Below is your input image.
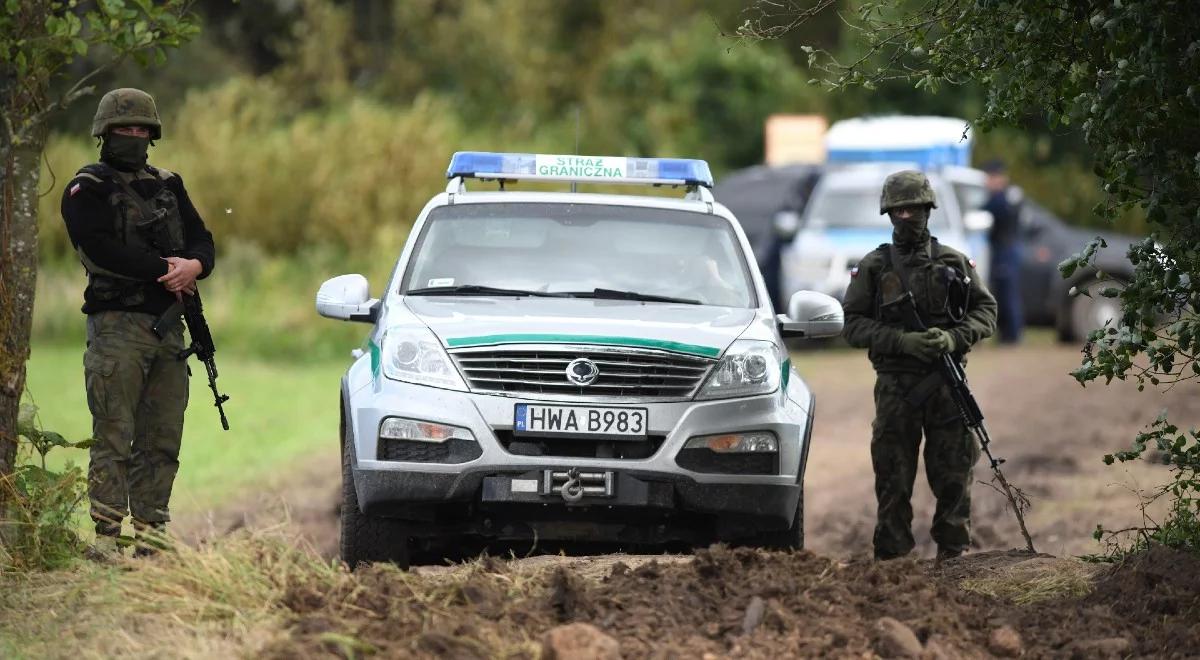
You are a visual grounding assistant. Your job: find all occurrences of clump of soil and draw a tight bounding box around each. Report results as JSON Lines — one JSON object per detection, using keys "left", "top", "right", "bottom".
{"left": 259, "top": 545, "right": 1200, "bottom": 658}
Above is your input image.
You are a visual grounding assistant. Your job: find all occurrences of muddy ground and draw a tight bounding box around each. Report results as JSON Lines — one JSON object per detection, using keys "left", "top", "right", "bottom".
{"left": 259, "top": 544, "right": 1200, "bottom": 658}
{"left": 183, "top": 341, "right": 1200, "bottom": 657}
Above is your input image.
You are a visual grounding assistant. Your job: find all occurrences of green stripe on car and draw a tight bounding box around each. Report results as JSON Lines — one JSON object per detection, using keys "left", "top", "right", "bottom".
{"left": 445, "top": 334, "right": 721, "bottom": 358}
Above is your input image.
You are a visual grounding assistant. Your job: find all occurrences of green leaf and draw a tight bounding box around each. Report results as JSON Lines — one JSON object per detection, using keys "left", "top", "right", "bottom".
{"left": 1058, "top": 256, "right": 1079, "bottom": 278}
{"left": 42, "top": 431, "right": 69, "bottom": 448}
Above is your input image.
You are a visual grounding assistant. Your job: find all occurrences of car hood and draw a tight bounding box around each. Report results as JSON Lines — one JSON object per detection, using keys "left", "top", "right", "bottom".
{"left": 402, "top": 297, "right": 756, "bottom": 359}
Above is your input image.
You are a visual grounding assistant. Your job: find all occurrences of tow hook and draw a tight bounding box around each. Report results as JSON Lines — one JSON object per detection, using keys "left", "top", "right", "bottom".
{"left": 561, "top": 467, "right": 584, "bottom": 503}
{"left": 543, "top": 468, "right": 615, "bottom": 500}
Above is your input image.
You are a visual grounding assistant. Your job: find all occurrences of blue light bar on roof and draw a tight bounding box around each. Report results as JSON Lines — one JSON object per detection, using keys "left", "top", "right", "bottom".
{"left": 447, "top": 151, "right": 713, "bottom": 188}
{"left": 826, "top": 144, "right": 970, "bottom": 170}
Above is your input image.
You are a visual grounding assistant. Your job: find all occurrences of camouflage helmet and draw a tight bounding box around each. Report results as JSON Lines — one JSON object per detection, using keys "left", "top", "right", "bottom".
{"left": 92, "top": 88, "right": 161, "bottom": 140}
{"left": 879, "top": 169, "right": 937, "bottom": 214}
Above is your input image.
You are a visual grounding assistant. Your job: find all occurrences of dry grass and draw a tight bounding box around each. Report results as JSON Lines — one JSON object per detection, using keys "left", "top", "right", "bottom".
{"left": 959, "top": 557, "right": 1101, "bottom": 605}
{"left": 0, "top": 525, "right": 335, "bottom": 659}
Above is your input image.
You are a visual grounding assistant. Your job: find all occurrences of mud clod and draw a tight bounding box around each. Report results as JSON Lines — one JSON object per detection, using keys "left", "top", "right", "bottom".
{"left": 741, "top": 596, "right": 765, "bottom": 635}
{"left": 874, "top": 617, "right": 924, "bottom": 658}
{"left": 987, "top": 625, "right": 1022, "bottom": 657}
{"left": 541, "top": 622, "right": 620, "bottom": 660}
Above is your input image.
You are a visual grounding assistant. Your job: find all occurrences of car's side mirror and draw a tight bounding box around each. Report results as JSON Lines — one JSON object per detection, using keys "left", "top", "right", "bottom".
{"left": 778, "top": 291, "right": 844, "bottom": 339}
{"left": 963, "top": 209, "right": 994, "bottom": 232}
{"left": 316, "top": 274, "right": 380, "bottom": 323}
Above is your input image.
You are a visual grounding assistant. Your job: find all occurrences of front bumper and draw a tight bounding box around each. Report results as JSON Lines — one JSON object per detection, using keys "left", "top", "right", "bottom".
{"left": 344, "top": 374, "right": 814, "bottom": 535}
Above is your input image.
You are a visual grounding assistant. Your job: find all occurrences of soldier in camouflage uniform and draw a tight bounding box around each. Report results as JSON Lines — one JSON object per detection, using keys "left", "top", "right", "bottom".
{"left": 841, "top": 170, "right": 997, "bottom": 560}
{"left": 60, "top": 88, "right": 216, "bottom": 558}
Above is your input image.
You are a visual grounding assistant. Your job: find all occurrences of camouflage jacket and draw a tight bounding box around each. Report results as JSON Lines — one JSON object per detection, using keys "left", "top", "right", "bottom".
{"left": 842, "top": 236, "right": 997, "bottom": 373}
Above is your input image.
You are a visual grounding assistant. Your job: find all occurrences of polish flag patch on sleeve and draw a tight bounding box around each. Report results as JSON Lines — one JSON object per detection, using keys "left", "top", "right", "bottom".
{"left": 850, "top": 266, "right": 860, "bottom": 278}
{"left": 968, "top": 258, "right": 977, "bottom": 269}
{"left": 69, "top": 182, "right": 82, "bottom": 197}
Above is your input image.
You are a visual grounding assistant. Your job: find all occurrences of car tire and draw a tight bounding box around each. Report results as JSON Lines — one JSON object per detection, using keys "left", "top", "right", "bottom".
{"left": 340, "top": 430, "right": 411, "bottom": 570}
{"left": 1058, "top": 277, "right": 1125, "bottom": 343}
{"left": 748, "top": 488, "right": 804, "bottom": 551}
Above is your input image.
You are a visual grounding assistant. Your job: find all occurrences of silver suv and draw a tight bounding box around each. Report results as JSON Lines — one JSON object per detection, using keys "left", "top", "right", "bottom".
{"left": 316, "top": 152, "right": 843, "bottom": 567}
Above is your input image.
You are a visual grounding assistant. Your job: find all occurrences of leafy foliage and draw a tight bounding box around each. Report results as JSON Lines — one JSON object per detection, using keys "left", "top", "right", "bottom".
{"left": 0, "top": 0, "right": 200, "bottom": 147}
{"left": 741, "top": 0, "right": 1200, "bottom": 552}
{"left": 1, "top": 402, "right": 91, "bottom": 571}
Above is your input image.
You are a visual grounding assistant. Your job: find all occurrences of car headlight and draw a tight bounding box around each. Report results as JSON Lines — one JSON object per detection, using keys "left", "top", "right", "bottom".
{"left": 381, "top": 328, "right": 468, "bottom": 391}
{"left": 696, "top": 340, "right": 782, "bottom": 400}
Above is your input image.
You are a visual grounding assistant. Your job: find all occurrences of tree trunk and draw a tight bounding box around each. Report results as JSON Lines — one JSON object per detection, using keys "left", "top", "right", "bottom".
{"left": 0, "top": 134, "right": 45, "bottom": 491}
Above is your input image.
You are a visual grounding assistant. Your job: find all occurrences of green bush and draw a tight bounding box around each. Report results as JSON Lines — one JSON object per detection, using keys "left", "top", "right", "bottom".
{"left": 0, "top": 403, "right": 90, "bottom": 572}
{"left": 39, "top": 80, "right": 462, "bottom": 258}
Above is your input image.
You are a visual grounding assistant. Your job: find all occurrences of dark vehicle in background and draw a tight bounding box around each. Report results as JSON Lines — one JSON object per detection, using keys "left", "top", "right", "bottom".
{"left": 1018, "top": 200, "right": 1138, "bottom": 342}
{"left": 718, "top": 163, "right": 1138, "bottom": 343}
{"left": 714, "top": 164, "right": 822, "bottom": 310}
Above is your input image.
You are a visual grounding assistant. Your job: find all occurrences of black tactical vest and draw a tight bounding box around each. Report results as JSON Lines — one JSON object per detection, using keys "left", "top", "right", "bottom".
{"left": 875, "top": 239, "right": 972, "bottom": 329}
{"left": 74, "top": 163, "right": 185, "bottom": 306}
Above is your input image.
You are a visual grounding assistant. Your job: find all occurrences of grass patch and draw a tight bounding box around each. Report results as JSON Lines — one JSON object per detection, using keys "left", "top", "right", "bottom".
{"left": 24, "top": 343, "right": 351, "bottom": 517}
{"left": 0, "top": 528, "right": 335, "bottom": 659}
{"left": 959, "top": 557, "right": 1100, "bottom": 605}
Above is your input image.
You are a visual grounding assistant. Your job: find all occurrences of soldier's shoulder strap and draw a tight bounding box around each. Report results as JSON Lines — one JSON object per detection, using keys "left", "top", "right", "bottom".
{"left": 145, "top": 164, "right": 176, "bottom": 182}
{"left": 877, "top": 242, "right": 894, "bottom": 271}
{"left": 930, "top": 239, "right": 974, "bottom": 270}
{"left": 75, "top": 162, "right": 118, "bottom": 185}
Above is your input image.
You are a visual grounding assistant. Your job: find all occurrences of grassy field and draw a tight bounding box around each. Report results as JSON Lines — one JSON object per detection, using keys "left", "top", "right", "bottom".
{"left": 24, "top": 342, "right": 354, "bottom": 516}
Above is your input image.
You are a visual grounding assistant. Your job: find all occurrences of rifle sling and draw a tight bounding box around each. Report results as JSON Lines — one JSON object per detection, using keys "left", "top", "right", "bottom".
{"left": 111, "top": 172, "right": 161, "bottom": 232}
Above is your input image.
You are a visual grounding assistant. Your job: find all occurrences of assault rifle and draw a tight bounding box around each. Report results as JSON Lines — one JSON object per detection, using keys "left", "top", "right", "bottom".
{"left": 133, "top": 205, "right": 231, "bottom": 431}
{"left": 155, "top": 293, "right": 230, "bottom": 431}
{"left": 879, "top": 270, "right": 1035, "bottom": 553}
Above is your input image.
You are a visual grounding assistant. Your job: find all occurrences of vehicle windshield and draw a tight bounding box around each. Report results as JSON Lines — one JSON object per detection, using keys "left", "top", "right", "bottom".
{"left": 804, "top": 187, "right": 951, "bottom": 231}
{"left": 401, "top": 202, "right": 756, "bottom": 308}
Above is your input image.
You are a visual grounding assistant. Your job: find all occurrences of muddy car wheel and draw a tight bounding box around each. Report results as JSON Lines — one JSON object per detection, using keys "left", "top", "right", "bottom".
{"left": 749, "top": 490, "right": 804, "bottom": 550}
{"left": 340, "top": 435, "right": 411, "bottom": 570}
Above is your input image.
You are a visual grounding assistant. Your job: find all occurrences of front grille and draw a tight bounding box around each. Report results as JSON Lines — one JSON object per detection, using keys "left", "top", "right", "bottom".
{"left": 675, "top": 448, "right": 778, "bottom": 475}
{"left": 450, "top": 345, "right": 715, "bottom": 401}
{"left": 495, "top": 431, "right": 665, "bottom": 459}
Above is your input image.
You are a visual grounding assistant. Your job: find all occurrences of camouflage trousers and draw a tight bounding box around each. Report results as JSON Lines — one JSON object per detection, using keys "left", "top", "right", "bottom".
{"left": 870, "top": 371, "right": 979, "bottom": 559}
{"left": 84, "top": 311, "right": 188, "bottom": 531}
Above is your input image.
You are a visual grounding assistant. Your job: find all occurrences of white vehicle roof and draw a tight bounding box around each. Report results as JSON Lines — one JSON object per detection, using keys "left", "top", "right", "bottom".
{"left": 826, "top": 116, "right": 973, "bottom": 170}
{"left": 825, "top": 115, "right": 972, "bottom": 150}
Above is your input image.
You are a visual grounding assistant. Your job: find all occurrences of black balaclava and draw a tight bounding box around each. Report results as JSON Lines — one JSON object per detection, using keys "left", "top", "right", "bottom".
{"left": 889, "top": 206, "right": 931, "bottom": 249}
{"left": 100, "top": 132, "right": 151, "bottom": 172}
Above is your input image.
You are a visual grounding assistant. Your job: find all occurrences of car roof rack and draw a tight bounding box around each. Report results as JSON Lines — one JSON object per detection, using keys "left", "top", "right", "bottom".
{"left": 444, "top": 151, "right": 714, "bottom": 202}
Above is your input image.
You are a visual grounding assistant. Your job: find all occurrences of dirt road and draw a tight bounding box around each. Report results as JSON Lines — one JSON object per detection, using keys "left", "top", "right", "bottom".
{"left": 188, "top": 340, "right": 1195, "bottom": 561}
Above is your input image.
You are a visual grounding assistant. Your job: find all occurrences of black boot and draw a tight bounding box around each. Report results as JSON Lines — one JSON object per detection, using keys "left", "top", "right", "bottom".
{"left": 936, "top": 545, "right": 964, "bottom": 562}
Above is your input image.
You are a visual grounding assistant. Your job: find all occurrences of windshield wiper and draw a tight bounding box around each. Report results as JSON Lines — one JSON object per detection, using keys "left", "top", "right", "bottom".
{"left": 563, "top": 288, "right": 701, "bottom": 305}
{"left": 406, "top": 285, "right": 568, "bottom": 298}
